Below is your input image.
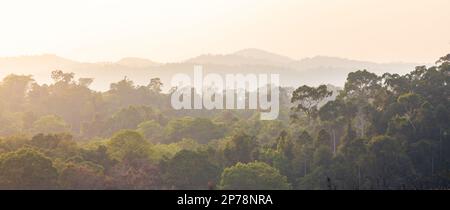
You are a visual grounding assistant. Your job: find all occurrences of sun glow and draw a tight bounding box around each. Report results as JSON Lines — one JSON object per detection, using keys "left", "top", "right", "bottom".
{"left": 0, "top": 0, "right": 449, "bottom": 63}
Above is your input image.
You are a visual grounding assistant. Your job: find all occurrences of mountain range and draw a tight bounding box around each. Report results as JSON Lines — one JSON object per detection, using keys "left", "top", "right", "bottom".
{"left": 0, "top": 49, "right": 427, "bottom": 91}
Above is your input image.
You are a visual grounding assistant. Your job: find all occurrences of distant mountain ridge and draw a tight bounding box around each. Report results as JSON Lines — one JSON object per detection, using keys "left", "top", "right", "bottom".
{"left": 187, "top": 49, "right": 296, "bottom": 67}
{"left": 0, "top": 50, "right": 427, "bottom": 91}
{"left": 116, "top": 57, "right": 160, "bottom": 68}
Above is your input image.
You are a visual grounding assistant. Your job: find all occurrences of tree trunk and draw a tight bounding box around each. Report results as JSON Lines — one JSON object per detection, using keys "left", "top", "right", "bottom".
{"left": 304, "top": 159, "right": 307, "bottom": 176}
{"left": 439, "top": 126, "right": 443, "bottom": 168}
{"left": 357, "top": 165, "right": 361, "bottom": 190}
{"left": 332, "top": 129, "right": 336, "bottom": 154}
{"left": 431, "top": 155, "right": 434, "bottom": 177}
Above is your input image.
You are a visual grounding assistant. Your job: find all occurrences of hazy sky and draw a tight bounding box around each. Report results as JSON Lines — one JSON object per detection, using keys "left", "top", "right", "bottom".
{"left": 0, "top": 0, "right": 449, "bottom": 63}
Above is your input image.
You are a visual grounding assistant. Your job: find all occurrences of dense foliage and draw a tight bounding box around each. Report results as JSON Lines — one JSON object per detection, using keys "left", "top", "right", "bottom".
{"left": 0, "top": 55, "right": 448, "bottom": 190}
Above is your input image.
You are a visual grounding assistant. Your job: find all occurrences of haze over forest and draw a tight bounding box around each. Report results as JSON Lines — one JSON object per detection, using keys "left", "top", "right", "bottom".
{"left": 0, "top": 0, "right": 448, "bottom": 190}
{"left": 1, "top": 0, "right": 447, "bottom": 90}
{"left": 0, "top": 49, "right": 426, "bottom": 91}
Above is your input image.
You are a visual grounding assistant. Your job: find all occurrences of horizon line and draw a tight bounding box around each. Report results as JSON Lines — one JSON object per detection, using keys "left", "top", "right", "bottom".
{"left": 0, "top": 49, "right": 435, "bottom": 65}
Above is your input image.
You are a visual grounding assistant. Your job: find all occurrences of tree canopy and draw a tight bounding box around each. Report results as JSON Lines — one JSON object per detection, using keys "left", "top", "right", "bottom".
{"left": 0, "top": 54, "right": 448, "bottom": 189}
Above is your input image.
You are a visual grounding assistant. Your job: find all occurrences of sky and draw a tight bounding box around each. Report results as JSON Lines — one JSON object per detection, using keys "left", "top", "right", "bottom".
{"left": 0, "top": 0, "right": 449, "bottom": 63}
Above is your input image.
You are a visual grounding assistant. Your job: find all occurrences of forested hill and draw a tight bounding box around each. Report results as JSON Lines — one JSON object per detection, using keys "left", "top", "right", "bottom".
{"left": 0, "top": 54, "right": 447, "bottom": 190}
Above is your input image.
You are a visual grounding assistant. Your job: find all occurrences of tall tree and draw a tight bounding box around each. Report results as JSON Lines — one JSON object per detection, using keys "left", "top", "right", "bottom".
{"left": 291, "top": 85, "right": 332, "bottom": 121}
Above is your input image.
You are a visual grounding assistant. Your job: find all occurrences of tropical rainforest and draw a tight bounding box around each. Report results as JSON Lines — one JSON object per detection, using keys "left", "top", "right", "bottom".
{"left": 0, "top": 54, "right": 448, "bottom": 190}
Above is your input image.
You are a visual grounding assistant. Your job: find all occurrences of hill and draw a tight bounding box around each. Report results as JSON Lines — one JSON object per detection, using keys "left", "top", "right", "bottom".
{"left": 0, "top": 50, "right": 426, "bottom": 91}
